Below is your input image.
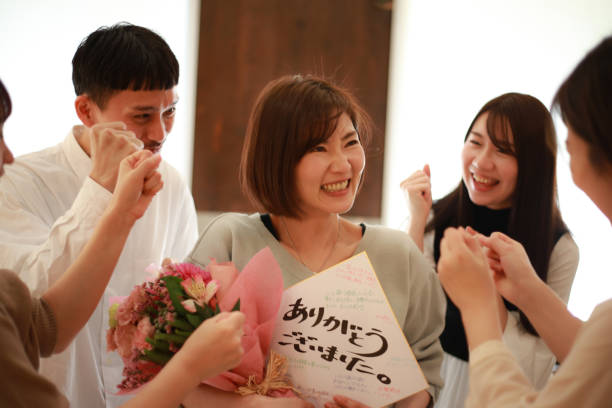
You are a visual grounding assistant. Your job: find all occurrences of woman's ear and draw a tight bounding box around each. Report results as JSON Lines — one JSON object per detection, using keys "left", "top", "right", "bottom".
{"left": 74, "top": 95, "right": 98, "bottom": 127}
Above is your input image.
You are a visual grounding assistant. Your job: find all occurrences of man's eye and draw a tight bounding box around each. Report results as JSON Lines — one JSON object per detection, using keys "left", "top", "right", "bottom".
{"left": 134, "top": 114, "right": 150, "bottom": 121}
{"left": 164, "top": 107, "right": 176, "bottom": 117}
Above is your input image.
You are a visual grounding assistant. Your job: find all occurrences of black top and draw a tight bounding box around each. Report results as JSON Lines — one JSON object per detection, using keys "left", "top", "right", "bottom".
{"left": 260, "top": 213, "right": 366, "bottom": 239}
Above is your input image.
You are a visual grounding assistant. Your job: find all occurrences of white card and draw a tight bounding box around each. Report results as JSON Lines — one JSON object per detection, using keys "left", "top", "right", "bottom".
{"left": 270, "top": 251, "right": 428, "bottom": 407}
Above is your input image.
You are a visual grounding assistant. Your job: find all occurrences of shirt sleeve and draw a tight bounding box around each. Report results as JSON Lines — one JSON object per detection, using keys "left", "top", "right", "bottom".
{"left": 500, "top": 233, "right": 579, "bottom": 388}
{"left": 467, "top": 301, "right": 612, "bottom": 408}
{"left": 0, "top": 177, "right": 110, "bottom": 296}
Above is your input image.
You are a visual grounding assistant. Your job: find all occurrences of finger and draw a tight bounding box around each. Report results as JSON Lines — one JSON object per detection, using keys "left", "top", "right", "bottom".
{"left": 134, "top": 153, "right": 162, "bottom": 175}
{"left": 211, "top": 311, "right": 230, "bottom": 322}
{"left": 91, "top": 121, "right": 127, "bottom": 132}
{"left": 465, "top": 226, "right": 484, "bottom": 238}
{"left": 125, "top": 133, "right": 144, "bottom": 150}
{"left": 485, "top": 232, "right": 513, "bottom": 255}
{"left": 125, "top": 150, "right": 153, "bottom": 169}
{"left": 490, "top": 231, "right": 512, "bottom": 242}
{"left": 488, "top": 258, "right": 502, "bottom": 273}
{"left": 405, "top": 182, "right": 431, "bottom": 193}
{"left": 143, "top": 172, "right": 163, "bottom": 193}
{"left": 440, "top": 227, "right": 461, "bottom": 254}
{"left": 226, "top": 311, "right": 246, "bottom": 329}
{"left": 423, "top": 163, "right": 430, "bottom": 178}
{"left": 483, "top": 247, "right": 500, "bottom": 262}
{"left": 332, "top": 395, "right": 368, "bottom": 408}
{"left": 462, "top": 231, "right": 483, "bottom": 254}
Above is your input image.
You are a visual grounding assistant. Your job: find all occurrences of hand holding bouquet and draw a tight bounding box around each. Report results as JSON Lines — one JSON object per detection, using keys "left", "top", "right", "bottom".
{"left": 107, "top": 248, "right": 293, "bottom": 396}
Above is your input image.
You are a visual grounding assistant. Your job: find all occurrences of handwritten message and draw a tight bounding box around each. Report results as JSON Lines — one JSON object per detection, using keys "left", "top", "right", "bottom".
{"left": 270, "top": 252, "right": 427, "bottom": 408}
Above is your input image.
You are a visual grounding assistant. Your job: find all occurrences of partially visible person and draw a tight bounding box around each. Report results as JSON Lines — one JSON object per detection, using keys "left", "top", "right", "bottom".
{"left": 437, "top": 36, "right": 612, "bottom": 407}
{"left": 400, "top": 93, "right": 578, "bottom": 406}
{"left": 0, "top": 23, "right": 198, "bottom": 407}
{"left": 0, "top": 78, "right": 245, "bottom": 407}
{"left": 184, "top": 74, "right": 445, "bottom": 408}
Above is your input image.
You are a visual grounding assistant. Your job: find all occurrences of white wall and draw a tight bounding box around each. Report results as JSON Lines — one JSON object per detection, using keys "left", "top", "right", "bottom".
{"left": 384, "top": 0, "right": 612, "bottom": 319}
{"left": 0, "top": 0, "right": 200, "bottom": 186}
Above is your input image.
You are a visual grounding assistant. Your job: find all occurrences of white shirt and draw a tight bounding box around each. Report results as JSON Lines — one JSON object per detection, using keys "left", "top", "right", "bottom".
{"left": 0, "top": 127, "right": 198, "bottom": 408}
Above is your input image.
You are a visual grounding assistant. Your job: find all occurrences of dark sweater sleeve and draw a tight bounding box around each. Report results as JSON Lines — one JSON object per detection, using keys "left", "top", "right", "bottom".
{"left": 0, "top": 270, "right": 68, "bottom": 407}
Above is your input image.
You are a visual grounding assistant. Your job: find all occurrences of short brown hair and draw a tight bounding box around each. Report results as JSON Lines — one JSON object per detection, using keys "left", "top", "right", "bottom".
{"left": 240, "top": 74, "right": 371, "bottom": 218}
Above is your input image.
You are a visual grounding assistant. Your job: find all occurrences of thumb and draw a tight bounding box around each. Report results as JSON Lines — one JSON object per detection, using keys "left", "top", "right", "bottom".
{"left": 462, "top": 230, "right": 482, "bottom": 254}
{"left": 124, "top": 152, "right": 162, "bottom": 180}
{"left": 485, "top": 232, "right": 510, "bottom": 255}
{"left": 423, "top": 163, "right": 431, "bottom": 178}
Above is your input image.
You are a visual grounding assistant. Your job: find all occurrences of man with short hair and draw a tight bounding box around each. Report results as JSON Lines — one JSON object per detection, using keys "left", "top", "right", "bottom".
{"left": 0, "top": 23, "right": 198, "bottom": 407}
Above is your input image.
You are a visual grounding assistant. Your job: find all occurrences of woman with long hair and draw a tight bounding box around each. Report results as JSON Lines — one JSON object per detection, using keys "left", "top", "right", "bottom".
{"left": 437, "top": 35, "right": 612, "bottom": 407}
{"left": 401, "top": 93, "right": 578, "bottom": 406}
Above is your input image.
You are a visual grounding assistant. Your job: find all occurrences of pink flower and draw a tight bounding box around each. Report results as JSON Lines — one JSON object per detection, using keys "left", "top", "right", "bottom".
{"left": 113, "top": 324, "right": 139, "bottom": 360}
{"left": 133, "top": 317, "right": 155, "bottom": 353}
{"left": 181, "top": 275, "right": 219, "bottom": 307}
{"left": 165, "top": 262, "right": 212, "bottom": 282}
{"left": 117, "top": 286, "right": 148, "bottom": 326}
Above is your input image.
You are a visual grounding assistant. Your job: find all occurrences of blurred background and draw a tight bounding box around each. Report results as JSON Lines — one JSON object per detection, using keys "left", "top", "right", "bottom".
{"left": 1, "top": 0, "right": 611, "bottom": 320}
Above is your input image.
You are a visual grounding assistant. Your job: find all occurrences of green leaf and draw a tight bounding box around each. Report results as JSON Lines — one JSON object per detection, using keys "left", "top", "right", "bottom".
{"left": 231, "top": 299, "right": 241, "bottom": 312}
{"left": 195, "top": 302, "right": 214, "bottom": 320}
{"left": 186, "top": 313, "right": 203, "bottom": 328}
{"left": 174, "top": 329, "right": 192, "bottom": 337}
{"left": 142, "top": 349, "right": 172, "bottom": 365}
{"left": 161, "top": 275, "right": 188, "bottom": 316}
{"left": 170, "top": 318, "right": 195, "bottom": 331}
{"left": 155, "top": 332, "right": 187, "bottom": 344}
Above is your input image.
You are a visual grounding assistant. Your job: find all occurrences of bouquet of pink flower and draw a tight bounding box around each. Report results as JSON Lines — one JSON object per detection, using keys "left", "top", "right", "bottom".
{"left": 106, "top": 247, "right": 292, "bottom": 396}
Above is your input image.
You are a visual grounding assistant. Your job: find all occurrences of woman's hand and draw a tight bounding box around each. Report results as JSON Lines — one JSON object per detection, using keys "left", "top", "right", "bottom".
{"left": 108, "top": 150, "right": 163, "bottom": 224}
{"left": 438, "top": 227, "right": 496, "bottom": 312}
{"left": 400, "top": 164, "right": 432, "bottom": 250}
{"left": 178, "top": 311, "right": 245, "bottom": 381}
{"left": 400, "top": 164, "right": 432, "bottom": 224}
{"left": 477, "top": 231, "right": 543, "bottom": 309}
{"left": 325, "top": 395, "right": 371, "bottom": 408}
{"left": 438, "top": 227, "right": 503, "bottom": 349}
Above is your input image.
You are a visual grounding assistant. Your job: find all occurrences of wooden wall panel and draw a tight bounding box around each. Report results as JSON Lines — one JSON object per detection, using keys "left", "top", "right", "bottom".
{"left": 192, "top": 0, "right": 391, "bottom": 217}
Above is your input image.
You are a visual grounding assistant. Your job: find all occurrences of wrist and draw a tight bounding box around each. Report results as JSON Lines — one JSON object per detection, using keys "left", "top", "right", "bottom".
{"left": 517, "top": 278, "right": 549, "bottom": 314}
{"left": 89, "top": 171, "right": 115, "bottom": 193}
{"left": 460, "top": 298, "right": 503, "bottom": 350}
{"left": 102, "top": 204, "right": 137, "bottom": 232}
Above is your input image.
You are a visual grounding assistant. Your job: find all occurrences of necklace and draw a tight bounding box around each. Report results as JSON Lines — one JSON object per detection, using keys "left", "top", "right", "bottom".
{"left": 280, "top": 216, "right": 340, "bottom": 272}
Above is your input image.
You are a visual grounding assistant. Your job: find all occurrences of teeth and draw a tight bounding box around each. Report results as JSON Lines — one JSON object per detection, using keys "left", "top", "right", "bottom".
{"left": 322, "top": 180, "right": 349, "bottom": 192}
{"left": 472, "top": 173, "right": 494, "bottom": 185}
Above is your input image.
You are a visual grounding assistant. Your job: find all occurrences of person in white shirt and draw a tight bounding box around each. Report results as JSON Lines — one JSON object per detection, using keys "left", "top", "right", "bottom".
{"left": 0, "top": 23, "right": 198, "bottom": 408}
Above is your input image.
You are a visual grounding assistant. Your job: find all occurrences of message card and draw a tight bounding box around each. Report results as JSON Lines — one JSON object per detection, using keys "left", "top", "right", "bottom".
{"left": 270, "top": 252, "right": 428, "bottom": 407}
